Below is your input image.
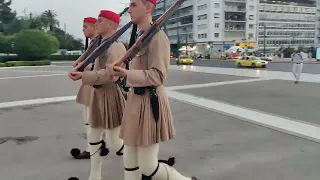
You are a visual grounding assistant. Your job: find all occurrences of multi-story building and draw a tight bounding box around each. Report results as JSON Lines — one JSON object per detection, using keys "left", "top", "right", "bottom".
{"left": 153, "top": 0, "right": 194, "bottom": 55}
{"left": 153, "top": 0, "right": 259, "bottom": 55}
{"left": 195, "top": 0, "right": 259, "bottom": 54}
{"left": 118, "top": 11, "right": 132, "bottom": 44}
{"left": 257, "top": 0, "right": 318, "bottom": 52}
{"left": 153, "top": 0, "right": 319, "bottom": 55}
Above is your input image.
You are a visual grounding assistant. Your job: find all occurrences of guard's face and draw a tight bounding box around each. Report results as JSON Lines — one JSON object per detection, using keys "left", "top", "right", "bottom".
{"left": 128, "top": 0, "right": 151, "bottom": 24}
{"left": 96, "top": 17, "right": 111, "bottom": 35}
{"left": 82, "top": 22, "right": 95, "bottom": 38}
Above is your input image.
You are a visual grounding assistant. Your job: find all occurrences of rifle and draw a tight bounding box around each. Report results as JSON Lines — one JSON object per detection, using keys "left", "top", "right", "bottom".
{"left": 115, "top": 23, "right": 138, "bottom": 99}
{"left": 114, "top": 0, "right": 186, "bottom": 67}
{"left": 75, "top": 7, "right": 132, "bottom": 72}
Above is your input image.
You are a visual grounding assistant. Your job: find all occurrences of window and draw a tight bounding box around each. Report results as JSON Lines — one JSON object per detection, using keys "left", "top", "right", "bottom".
{"left": 249, "top": 24, "right": 254, "bottom": 29}
{"left": 197, "top": 4, "right": 207, "bottom": 11}
{"left": 198, "top": 33, "right": 207, "bottom": 39}
{"left": 197, "top": 24, "right": 207, "bottom": 29}
{"left": 214, "top": 33, "right": 219, "bottom": 37}
{"left": 214, "top": 23, "right": 219, "bottom": 28}
{"left": 248, "top": 33, "right": 253, "bottom": 39}
{"left": 249, "top": 15, "right": 254, "bottom": 20}
{"left": 214, "top": 3, "right": 219, "bottom": 8}
{"left": 249, "top": 5, "right": 254, "bottom": 10}
{"left": 214, "top": 13, "right": 220, "bottom": 18}
{"left": 197, "top": 14, "right": 207, "bottom": 20}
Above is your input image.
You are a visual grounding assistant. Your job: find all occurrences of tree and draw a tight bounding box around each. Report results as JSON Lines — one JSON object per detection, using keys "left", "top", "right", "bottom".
{"left": 0, "top": 0, "right": 16, "bottom": 34}
{"left": 14, "top": 29, "right": 59, "bottom": 60}
{"left": 41, "top": 10, "right": 59, "bottom": 31}
{"left": 0, "top": 33, "right": 13, "bottom": 53}
{"left": 28, "top": 13, "right": 44, "bottom": 30}
{"left": 49, "top": 27, "right": 83, "bottom": 50}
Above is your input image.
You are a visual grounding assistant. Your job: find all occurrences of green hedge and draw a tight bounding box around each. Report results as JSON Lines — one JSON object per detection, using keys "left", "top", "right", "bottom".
{"left": 0, "top": 54, "right": 81, "bottom": 62}
{"left": 48, "top": 55, "right": 81, "bottom": 61}
{"left": 14, "top": 29, "right": 59, "bottom": 60}
{"left": 0, "top": 60, "right": 51, "bottom": 67}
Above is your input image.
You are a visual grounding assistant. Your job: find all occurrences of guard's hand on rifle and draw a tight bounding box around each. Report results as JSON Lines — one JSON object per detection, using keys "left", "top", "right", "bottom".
{"left": 72, "top": 60, "right": 81, "bottom": 68}
{"left": 68, "top": 72, "right": 83, "bottom": 81}
{"left": 108, "top": 62, "right": 127, "bottom": 77}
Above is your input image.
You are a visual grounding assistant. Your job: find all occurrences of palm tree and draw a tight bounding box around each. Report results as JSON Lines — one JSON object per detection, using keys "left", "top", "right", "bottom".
{"left": 41, "top": 10, "right": 59, "bottom": 31}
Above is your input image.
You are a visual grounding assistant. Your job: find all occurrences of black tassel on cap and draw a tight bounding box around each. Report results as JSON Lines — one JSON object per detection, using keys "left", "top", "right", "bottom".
{"left": 158, "top": 157, "right": 175, "bottom": 166}
{"left": 99, "top": 140, "right": 109, "bottom": 156}
{"left": 68, "top": 177, "right": 79, "bottom": 180}
{"left": 70, "top": 148, "right": 81, "bottom": 157}
{"left": 84, "top": 37, "right": 89, "bottom": 51}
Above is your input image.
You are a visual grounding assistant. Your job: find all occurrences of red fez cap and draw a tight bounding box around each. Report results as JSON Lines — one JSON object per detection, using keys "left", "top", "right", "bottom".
{"left": 98, "top": 10, "right": 120, "bottom": 24}
{"left": 84, "top": 17, "right": 97, "bottom": 24}
{"left": 147, "top": 0, "right": 157, "bottom": 5}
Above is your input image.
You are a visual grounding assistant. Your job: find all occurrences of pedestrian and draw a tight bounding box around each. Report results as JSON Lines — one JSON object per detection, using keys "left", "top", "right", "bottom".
{"left": 68, "top": 10, "right": 126, "bottom": 180}
{"left": 108, "top": 0, "right": 198, "bottom": 179}
{"left": 292, "top": 47, "right": 307, "bottom": 84}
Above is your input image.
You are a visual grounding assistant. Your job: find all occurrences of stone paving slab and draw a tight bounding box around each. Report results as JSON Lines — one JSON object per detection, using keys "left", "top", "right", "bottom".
{"left": 179, "top": 79, "right": 320, "bottom": 126}
{"left": 0, "top": 70, "right": 60, "bottom": 78}
{"left": 165, "top": 70, "right": 254, "bottom": 87}
{"left": 0, "top": 75, "right": 80, "bottom": 102}
{"left": 0, "top": 68, "right": 253, "bottom": 103}
{"left": 0, "top": 100, "right": 320, "bottom": 180}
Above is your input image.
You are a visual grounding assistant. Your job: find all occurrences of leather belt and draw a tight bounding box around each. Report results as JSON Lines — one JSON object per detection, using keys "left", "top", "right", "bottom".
{"left": 133, "top": 86, "right": 159, "bottom": 123}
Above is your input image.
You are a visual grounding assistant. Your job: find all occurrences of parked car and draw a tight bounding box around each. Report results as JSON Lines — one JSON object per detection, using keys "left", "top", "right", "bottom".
{"left": 260, "top": 54, "right": 273, "bottom": 61}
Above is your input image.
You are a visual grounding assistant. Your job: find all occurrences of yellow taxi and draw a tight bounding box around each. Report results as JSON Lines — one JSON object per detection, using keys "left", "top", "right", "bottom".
{"left": 176, "top": 55, "right": 193, "bottom": 65}
{"left": 235, "top": 56, "right": 268, "bottom": 68}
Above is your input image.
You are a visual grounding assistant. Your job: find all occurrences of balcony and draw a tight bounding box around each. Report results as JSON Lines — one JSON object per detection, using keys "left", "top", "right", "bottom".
{"left": 225, "top": 12, "right": 246, "bottom": 22}
{"left": 170, "top": 10, "right": 193, "bottom": 20}
{"left": 225, "top": 24, "right": 246, "bottom": 31}
{"left": 155, "top": 0, "right": 193, "bottom": 10}
{"left": 225, "top": 0, "right": 246, "bottom": 3}
{"left": 224, "top": 32, "right": 246, "bottom": 42}
{"left": 166, "top": 22, "right": 193, "bottom": 29}
{"left": 225, "top": 6, "right": 246, "bottom": 13}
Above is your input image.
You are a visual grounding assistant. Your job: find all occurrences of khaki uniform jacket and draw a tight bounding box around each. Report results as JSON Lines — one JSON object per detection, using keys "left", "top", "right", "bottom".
{"left": 82, "top": 41, "right": 126, "bottom": 129}
{"left": 119, "top": 30, "right": 175, "bottom": 147}
{"left": 76, "top": 35, "right": 101, "bottom": 106}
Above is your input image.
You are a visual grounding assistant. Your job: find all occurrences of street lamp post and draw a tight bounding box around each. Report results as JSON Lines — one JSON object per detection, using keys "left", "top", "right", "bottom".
{"left": 163, "top": 0, "right": 167, "bottom": 34}
{"left": 263, "top": 23, "right": 266, "bottom": 55}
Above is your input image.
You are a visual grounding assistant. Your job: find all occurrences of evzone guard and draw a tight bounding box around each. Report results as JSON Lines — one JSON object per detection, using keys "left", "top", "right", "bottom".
{"left": 108, "top": 0, "right": 198, "bottom": 179}
{"left": 68, "top": 10, "right": 126, "bottom": 180}
{"left": 70, "top": 17, "right": 100, "bottom": 159}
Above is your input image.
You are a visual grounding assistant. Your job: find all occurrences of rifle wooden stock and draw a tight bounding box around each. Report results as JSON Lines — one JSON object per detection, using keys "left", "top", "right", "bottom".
{"left": 75, "top": 21, "right": 133, "bottom": 72}
{"left": 115, "top": 0, "right": 186, "bottom": 67}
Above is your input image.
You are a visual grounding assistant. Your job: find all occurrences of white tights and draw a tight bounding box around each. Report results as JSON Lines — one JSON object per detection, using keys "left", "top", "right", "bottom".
{"left": 82, "top": 105, "right": 90, "bottom": 152}
{"left": 88, "top": 127, "right": 123, "bottom": 180}
{"left": 124, "top": 144, "right": 192, "bottom": 180}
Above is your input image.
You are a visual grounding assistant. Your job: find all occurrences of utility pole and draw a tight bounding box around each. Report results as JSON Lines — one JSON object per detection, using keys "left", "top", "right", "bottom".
{"left": 176, "top": 24, "right": 180, "bottom": 57}
{"left": 263, "top": 23, "right": 266, "bottom": 55}
{"left": 163, "top": 0, "right": 167, "bottom": 34}
{"left": 64, "top": 23, "right": 67, "bottom": 60}
{"left": 186, "top": 30, "right": 188, "bottom": 55}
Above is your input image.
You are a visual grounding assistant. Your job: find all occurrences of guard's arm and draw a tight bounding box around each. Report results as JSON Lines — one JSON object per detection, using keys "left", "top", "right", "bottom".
{"left": 82, "top": 43, "right": 126, "bottom": 85}
{"left": 126, "top": 33, "right": 170, "bottom": 87}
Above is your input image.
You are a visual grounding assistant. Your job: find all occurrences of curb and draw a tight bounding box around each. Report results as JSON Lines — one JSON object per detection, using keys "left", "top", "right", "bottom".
{"left": 197, "top": 59, "right": 320, "bottom": 64}
{"left": 0, "top": 65, "right": 57, "bottom": 69}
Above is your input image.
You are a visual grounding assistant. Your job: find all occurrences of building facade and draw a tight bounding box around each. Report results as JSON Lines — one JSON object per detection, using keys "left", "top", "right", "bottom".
{"left": 257, "top": 0, "right": 318, "bottom": 52}
{"left": 153, "top": 0, "right": 194, "bottom": 55}
{"left": 118, "top": 11, "right": 132, "bottom": 44}
{"left": 153, "top": 0, "right": 319, "bottom": 55}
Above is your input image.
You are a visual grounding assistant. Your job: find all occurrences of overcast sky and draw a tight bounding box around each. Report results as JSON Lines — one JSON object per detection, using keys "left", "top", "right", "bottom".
{"left": 11, "top": 0, "right": 130, "bottom": 41}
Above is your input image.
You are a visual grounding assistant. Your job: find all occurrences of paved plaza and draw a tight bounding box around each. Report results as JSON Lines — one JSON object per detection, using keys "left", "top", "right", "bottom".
{"left": 0, "top": 63, "right": 320, "bottom": 180}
